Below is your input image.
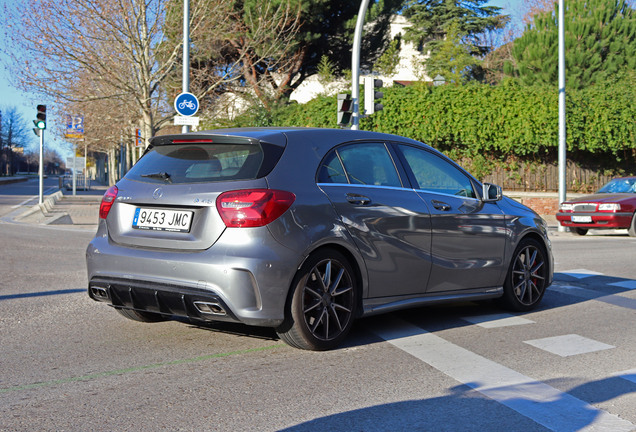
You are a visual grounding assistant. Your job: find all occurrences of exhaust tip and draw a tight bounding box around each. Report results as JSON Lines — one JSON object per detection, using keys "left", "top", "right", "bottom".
{"left": 90, "top": 286, "right": 109, "bottom": 301}
{"left": 194, "top": 301, "right": 226, "bottom": 316}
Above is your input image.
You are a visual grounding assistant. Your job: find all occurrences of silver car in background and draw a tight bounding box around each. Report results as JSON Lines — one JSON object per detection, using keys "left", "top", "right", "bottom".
{"left": 86, "top": 128, "right": 553, "bottom": 350}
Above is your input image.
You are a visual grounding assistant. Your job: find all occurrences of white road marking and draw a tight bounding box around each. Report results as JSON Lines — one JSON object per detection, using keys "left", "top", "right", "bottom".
{"left": 560, "top": 269, "right": 604, "bottom": 279}
{"left": 462, "top": 313, "right": 534, "bottom": 328}
{"left": 609, "top": 280, "right": 636, "bottom": 290}
{"left": 373, "top": 318, "right": 634, "bottom": 432}
{"left": 613, "top": 369, "right": 636, "bottom": 385}
{"left": 10, "top": 187, "right": 59, "bottom": 208}
{"left": 550, "top": 284, "right": 636, "bottom": 311}
{"left": 524, "top": 334, "right": 615, "bottom": 357}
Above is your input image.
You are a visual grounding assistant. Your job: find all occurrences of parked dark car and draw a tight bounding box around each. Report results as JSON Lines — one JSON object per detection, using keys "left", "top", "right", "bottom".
{"left": 86, "top": 128, "right": 553, "bottom": 350}
{"left": 556, "top": 177, "right": 636, "bottom": 236}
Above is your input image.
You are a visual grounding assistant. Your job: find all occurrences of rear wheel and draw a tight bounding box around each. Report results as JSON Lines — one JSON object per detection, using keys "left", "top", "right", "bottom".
{"left": 498, "top": 238, "right": 548, "bottom": 312}
{"left": 115, "top": 308, "right": 167, "bottom": 322}
{"left": 572, "top": 227, "right": 588, "bottom": 236}
{"left": 628, "top": 213, "right": 636, "bottom": 237}
{"left": 277, "top": 250, "right": 357, "bottom": 351}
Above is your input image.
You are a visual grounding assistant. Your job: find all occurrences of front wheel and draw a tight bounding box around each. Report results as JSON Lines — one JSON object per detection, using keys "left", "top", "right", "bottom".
{"left": 571, "top": 227, "right": 588, "bottom": 236}
{"left": 277, "top": 250, "right": 357, "bottom": 351}
{"left": 498, "top": 238, "right": 548, "bottom": 312}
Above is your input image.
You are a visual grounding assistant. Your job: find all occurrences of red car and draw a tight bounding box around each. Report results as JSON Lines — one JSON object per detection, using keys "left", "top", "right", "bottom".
{"left": 556, "top": 177, "right": 636, "bottom": 236}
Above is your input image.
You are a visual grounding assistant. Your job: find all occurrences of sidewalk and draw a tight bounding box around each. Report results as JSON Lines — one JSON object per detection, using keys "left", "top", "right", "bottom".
{"left": 13, "top": 182, "right": 108, "bottom": 229}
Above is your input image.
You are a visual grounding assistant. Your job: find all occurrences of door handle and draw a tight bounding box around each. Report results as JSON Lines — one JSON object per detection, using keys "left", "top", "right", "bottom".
{"left": 432, "top": 200, "right": 451, "bottom": 211}
{"left": 346, "top": 193, "right": 371, "bottom": 205}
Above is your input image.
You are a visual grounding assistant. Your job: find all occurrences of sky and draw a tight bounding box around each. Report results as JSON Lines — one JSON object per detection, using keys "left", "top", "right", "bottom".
{"left": 0, "top": 0, "right": 526, "bottom": 160}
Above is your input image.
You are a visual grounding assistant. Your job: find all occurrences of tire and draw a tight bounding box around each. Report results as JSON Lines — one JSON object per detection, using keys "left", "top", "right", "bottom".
{"left": 277, "top": 249, "right": 357, "bottom": 351}
{"left": 572, "top": 227, "right": 588, "bottom": 236}
{"left": 498, "top": 238, "right": 549, "bottom": 312}
{"left": 115, "top": 307, "right": 167, "bottom": 323}
{"left": 628, "top": 213, "right": 636, "bottom": 237}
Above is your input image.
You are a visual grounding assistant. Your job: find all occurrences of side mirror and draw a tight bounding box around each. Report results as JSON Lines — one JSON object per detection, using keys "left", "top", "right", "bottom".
{"left": 482, "top": 183, "right": 502, "bottom": 202}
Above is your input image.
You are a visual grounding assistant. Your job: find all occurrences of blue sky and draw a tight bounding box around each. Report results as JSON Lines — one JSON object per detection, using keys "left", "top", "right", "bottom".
{"left": 0, "top": 0, "right": 525, "bottom": 159}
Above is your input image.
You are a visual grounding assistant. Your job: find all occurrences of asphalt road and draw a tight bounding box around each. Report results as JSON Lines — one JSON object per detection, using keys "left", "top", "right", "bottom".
{"left": 0, "top": 177, "right": 59, "bottom": 218}
{"left": 0, "top": 219, "right": 635, "bottom": 431}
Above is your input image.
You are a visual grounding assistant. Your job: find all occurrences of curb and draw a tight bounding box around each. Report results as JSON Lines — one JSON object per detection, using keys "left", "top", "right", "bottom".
{"left": 16, "top": 190, "right": 68, "bottom": 224}
{"left": 0, "top": 177, "right": 30, "bottom": 186}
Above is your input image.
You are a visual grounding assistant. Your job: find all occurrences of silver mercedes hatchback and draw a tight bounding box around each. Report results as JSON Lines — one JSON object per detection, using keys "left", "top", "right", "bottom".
{"left": 86, "top": 127, "right": 553, "bottom": 350}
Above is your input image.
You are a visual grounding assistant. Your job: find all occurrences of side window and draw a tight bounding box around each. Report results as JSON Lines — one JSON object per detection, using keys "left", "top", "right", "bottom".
{"left": 338, "top": 143, "right": 401, "bottom": 187}
{"left": 398, "top": 145, "right": 476, "bottom": 198}
{"left": 317, "top": 151, "right": 347, "bottom": 183}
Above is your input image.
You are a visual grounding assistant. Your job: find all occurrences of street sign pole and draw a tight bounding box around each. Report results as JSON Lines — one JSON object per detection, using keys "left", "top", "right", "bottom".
{"left": 72, "top": 144, "right": 77, "bottom": 196}
{"left": 38, "top": 129, "right": 44, "bottom": 204}
{"left": 182, "top": 0, "right": 190, "bottom": 134}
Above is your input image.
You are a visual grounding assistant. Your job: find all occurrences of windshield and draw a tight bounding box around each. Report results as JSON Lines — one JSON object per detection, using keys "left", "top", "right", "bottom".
{"left": 126, "top": 143, "right": 266, "bottom": 184}
{"left": 597, "top": 178, "right": 636, "bottom": 194}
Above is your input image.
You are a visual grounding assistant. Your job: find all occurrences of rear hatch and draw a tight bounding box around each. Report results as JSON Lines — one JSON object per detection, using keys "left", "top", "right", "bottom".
{"left": 106, "top": 133, "right": 285, "bottom": 250}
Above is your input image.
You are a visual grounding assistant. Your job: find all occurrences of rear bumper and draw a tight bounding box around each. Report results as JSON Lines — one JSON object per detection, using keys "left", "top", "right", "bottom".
{"left": 86, "top": 224, "right": 303, "bottom": 328}
{"left": 555, "top": 212, "right": 632, "bottom": 229}
{"left": 88, "top": 276, "right": 240, "bottom": 323}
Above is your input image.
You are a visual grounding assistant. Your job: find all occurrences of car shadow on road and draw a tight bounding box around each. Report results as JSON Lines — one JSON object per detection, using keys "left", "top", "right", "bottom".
{"left": 182, "top": 319, "right": 279, "bottom": 342}
{"left": 278, "top": 375, "right": 636, "bottom": 432}
{"left": 175, "top": 271, "right": 636, "bottom": 348}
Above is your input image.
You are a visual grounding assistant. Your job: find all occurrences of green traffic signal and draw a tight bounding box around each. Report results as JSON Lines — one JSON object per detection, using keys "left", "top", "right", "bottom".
{"left": 35, "top": 104, "right": 46, "bottom": 129}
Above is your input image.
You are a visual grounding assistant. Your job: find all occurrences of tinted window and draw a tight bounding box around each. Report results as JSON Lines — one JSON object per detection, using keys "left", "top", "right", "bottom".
{"left": 317, "top": 151, "right": 347, "bottom": 183}
{"left": 398, "top": 145, "right": 476, "bottom": 198}
{"left": 338, "top": 143, "right": 401, "bottom": 187}
{"left": 126, "top": 143, "right": 264, "bottom": 184}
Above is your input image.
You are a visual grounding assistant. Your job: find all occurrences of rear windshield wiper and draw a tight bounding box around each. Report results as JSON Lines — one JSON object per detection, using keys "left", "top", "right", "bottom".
{"left": 141, "top": 171, "right": 172, "bottom": 183}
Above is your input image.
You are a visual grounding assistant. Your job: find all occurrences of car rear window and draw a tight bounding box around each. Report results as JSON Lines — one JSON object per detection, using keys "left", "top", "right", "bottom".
{"left": 126, "top": 143, "right": 275, "bottom": 184}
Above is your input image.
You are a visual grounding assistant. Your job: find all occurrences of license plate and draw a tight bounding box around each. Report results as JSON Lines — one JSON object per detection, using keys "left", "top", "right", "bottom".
{"left": 133, "top": 208, "right": 193, "bottom": 232}
{"left": 571, "top": 215, "right": 592, "bottom": 223}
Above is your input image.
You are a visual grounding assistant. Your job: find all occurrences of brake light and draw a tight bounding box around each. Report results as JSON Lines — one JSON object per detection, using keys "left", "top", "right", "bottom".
{"left": 216, "top": 189, "right": 295, "bottom": 227}
{"left": 99, "top": 186, "right": 118, "bottom": 219}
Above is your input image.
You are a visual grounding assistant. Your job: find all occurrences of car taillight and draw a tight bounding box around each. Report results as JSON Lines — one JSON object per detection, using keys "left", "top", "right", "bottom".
{"left": 99, "top": 186, "right": 118, "bottom": 219}
{"left": 216, "top": 189, "right": 295, "bottom": 228}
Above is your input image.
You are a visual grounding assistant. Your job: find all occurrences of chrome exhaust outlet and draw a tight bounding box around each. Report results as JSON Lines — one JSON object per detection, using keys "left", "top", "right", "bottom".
{"left": 90, "top": 286, "right": 109, "bottom": 301}
{"left": 194, "top": 301, "right": 226, "bottom": 316}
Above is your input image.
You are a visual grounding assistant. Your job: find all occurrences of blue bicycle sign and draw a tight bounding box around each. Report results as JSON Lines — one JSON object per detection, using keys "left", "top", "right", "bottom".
{"left": 174, "top": 92, "right": 199, "bottom": 116}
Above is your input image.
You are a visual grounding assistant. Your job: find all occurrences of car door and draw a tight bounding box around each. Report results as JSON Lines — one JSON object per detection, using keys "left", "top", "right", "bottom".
{"left": 317, "top": 142, "right": 432, "bottom": 298}
{"left": 395, "top": 144, "right": 507, "bottom": 293}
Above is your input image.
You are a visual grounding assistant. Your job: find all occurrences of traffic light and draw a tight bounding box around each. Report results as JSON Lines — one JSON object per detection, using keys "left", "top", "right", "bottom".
{"left": 336, "top": 93, "right": 353, "bottom": 127}
{"left": 34, "top": 105, "right": 46, "bottom": 130}
{"left": 364, "top": 77, "right": 383, "bottom": 115}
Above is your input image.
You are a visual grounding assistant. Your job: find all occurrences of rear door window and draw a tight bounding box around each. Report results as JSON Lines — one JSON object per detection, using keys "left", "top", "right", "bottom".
{"left": 318, "top": 142, "right": 402, "bottom": 187}
{"left": 126, "top": 143, "right": 266, "bottom": 184}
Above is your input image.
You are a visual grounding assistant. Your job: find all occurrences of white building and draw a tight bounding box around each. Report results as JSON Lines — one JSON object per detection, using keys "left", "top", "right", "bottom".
{"left": 290, "top": 15, "right": 430, "bottom": 104}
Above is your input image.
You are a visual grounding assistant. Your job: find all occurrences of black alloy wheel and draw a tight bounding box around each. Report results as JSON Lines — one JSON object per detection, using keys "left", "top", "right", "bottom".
{"left": 277, "top": 249, "right": 357, "bottom": 351}
{"left": 499, "top": 238, "right": 548, "bottom": 312}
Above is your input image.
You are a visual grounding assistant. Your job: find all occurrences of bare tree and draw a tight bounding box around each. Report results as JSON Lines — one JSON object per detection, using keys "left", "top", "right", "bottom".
{"left": 3, "top": 0, "right": 180, "bottom": 147}
{"left": 2, "top": 0, "right": 302, "bottom": 152}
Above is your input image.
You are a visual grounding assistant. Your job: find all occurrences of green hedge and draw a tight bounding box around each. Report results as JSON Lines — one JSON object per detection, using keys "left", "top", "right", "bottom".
{"left": 266, "top": 79, "right": 635, "bottom": 177}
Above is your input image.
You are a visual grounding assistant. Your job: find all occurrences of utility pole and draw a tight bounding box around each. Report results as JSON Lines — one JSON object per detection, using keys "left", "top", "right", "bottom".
{"left": 351, "top": 0, "right": 370, "bottom": 130}
{"left": 558, "top": 0, "right": 567, "bottom": 231}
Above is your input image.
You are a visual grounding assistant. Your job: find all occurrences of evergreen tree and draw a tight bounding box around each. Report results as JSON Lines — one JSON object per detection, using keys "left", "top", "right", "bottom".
{"left": 425, "top": 23, "right": 478, "bottom": 83}
{"left": 506, "top": 0, "right": 636, "bottom": 88}
{"left": 402, "top": 0, "right": 508, "bottom": 81}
